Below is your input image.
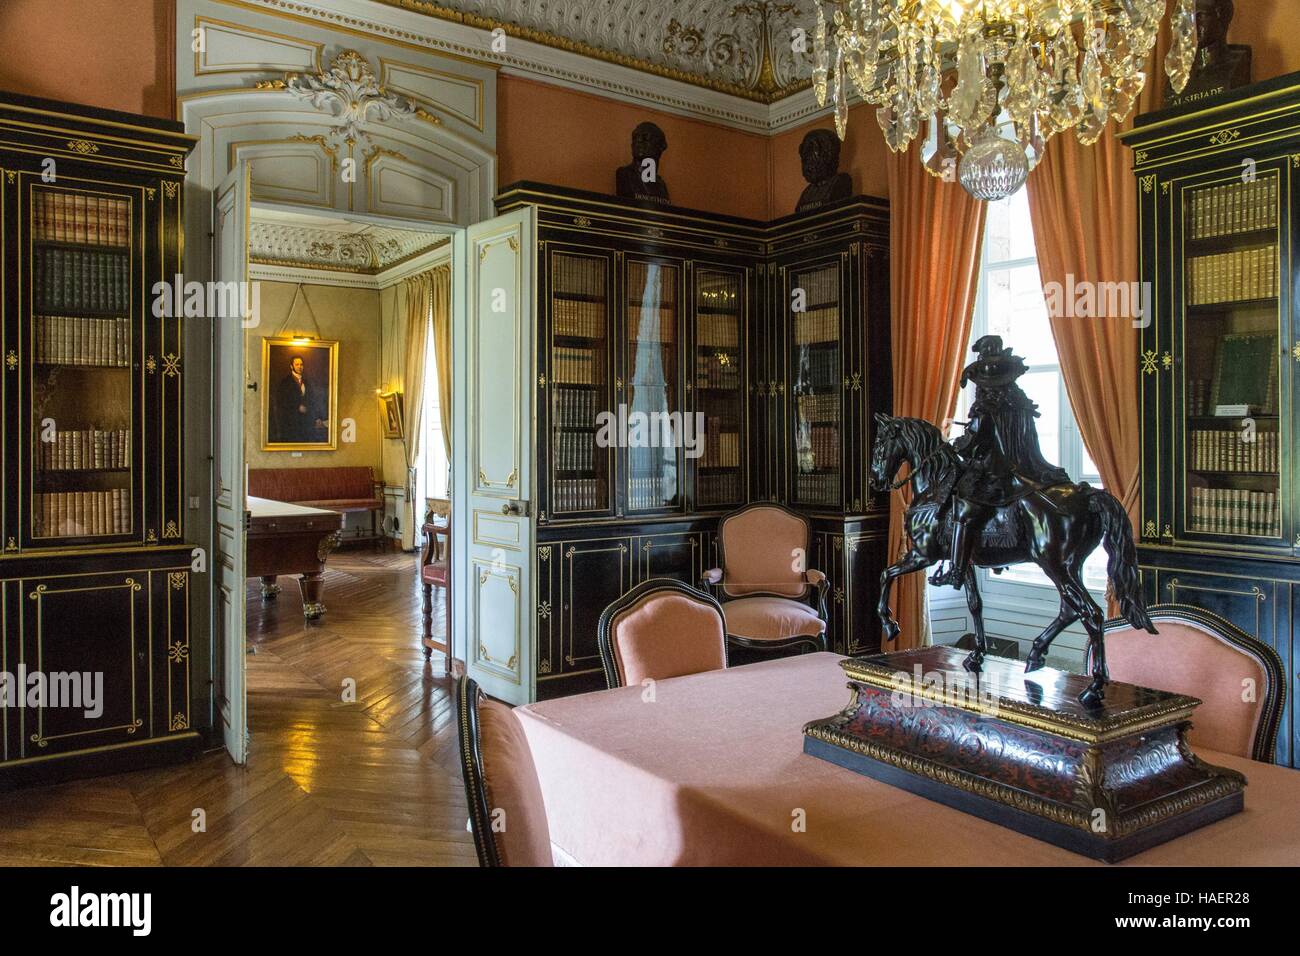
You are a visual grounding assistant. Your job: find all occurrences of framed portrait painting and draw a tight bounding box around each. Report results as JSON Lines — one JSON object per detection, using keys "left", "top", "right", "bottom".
{"left": 261, "top": 337, "right": 339, "bottom": 451}
{"left": 379, "top": 390, "right": 404, "bottom": 439}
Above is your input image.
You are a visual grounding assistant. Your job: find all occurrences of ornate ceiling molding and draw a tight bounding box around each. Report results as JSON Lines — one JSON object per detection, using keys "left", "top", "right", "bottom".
{"left": 249, "top": 214, "right": 449, "bottom": 275}
{"left": 371, "top": 0, "right": 815, "bottom": 105}
{"left": 209, "top": 0, "right": 831, "bottom": 133}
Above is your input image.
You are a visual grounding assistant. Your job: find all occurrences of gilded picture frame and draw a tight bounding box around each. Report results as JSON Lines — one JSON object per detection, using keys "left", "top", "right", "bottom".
{"left": 260, "top": 336, "right": 339, "bottom": 451}
{"left": 379, "top": 390, "right": 405, "bottom": 440}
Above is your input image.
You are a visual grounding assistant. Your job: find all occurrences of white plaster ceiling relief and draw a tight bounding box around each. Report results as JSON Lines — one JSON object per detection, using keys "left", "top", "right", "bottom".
{"left": 249, "top": 214, "right": 447, "bottom": 274}
{"left": 378, "top": 0, "right": 815, "bottom": 102}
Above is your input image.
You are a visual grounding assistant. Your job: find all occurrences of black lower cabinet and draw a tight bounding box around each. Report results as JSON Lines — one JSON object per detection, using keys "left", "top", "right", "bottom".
{"left": 0, "top": 548, "right": 199, "bottom": 788}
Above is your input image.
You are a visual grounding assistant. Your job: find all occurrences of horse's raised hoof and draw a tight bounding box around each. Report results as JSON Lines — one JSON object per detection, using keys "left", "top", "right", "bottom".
{"left": 1023, "top": 651, "right": 1046, "bottom": 673}
{"left": 882, "top": 621, "right": 901, "bottom": 644}
{"left": 1078, "top": 680, "right": 1105, "bottom": 710}
{"left": 962, "top": 650, "right": 984, "bottom": 673}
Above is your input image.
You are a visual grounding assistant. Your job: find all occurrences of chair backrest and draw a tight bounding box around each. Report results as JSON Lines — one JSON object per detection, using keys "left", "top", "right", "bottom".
{"left": 717, "top": 503, "right": 810, "bottom": 598}
{"left": 1104, "top": 604, "right": 1285, "bottom": 762}
{"left": 597, "top": 578, "right": 728, "bottom": 688}
{"left": 456, "top": 677, "right": 553, "bottom": 866}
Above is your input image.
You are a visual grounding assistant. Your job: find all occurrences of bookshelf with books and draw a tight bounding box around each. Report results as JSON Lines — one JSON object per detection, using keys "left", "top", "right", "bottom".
{"left": 691, "top": 266, "right": 745, "bottom": 508}
{"left": 0, "top": 91, "right": 198, "bottom": 786}
{"left": 1123, "top": 72, "right": 1300, "bottom": 765}
{"left": 497, "top": 182, "right": 889, "bottom": 698}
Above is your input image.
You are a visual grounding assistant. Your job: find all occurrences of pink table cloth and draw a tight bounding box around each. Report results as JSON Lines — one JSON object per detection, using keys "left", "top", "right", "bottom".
{"left": 516, "top": 652, "right": 1300, "bottom": 866}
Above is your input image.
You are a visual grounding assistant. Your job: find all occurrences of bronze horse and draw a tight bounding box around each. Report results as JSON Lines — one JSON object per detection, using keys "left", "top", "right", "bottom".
{"left": 869, "top": 413, "right": 1155, "bottom": 707}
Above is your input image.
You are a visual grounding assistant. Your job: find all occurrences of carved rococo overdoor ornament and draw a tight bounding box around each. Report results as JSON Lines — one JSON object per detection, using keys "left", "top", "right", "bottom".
{"left": 270, "top": 49, "right": 433, "bottom": 146}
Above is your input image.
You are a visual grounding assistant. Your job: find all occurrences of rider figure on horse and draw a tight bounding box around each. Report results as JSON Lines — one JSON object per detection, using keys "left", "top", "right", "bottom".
{"left": 930, "top": 335, "right": 1070, "bottom": 589}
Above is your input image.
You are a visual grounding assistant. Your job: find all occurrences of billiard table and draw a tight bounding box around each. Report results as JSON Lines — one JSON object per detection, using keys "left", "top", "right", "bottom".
{"left": 245, "top": 495, "right": 344, "bottom": 620}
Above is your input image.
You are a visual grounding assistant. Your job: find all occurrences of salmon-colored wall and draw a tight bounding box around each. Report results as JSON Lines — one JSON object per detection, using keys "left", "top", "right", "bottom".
{"left": 769, "top": 104, "right": 892, "bottom": 216}
{"left": 0, "top": 0, "right": 174, "bottom": 118}
{"left": 497, "top": 75, "right": 773, "bottom": 220}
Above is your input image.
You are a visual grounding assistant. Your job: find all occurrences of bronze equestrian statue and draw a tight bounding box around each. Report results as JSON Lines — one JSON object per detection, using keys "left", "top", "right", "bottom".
{"left": 870, "top": 336, "right": 1156, "bottom": 707}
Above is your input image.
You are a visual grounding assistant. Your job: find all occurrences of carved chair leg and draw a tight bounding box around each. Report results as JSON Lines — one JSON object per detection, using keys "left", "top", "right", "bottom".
{"left": 421, "top": 581, "right": 433, "bottom": 657}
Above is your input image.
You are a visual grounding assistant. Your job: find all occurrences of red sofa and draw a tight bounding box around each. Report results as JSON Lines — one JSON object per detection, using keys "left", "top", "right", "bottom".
{"left": 247, "top": 466, "right": 385, "bottom": 547}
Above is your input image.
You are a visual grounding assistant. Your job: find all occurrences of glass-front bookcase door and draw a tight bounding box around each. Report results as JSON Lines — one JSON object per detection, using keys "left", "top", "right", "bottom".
{"left": 1174, "top": 159, "right": 1291, "bottom": 548}
{"left": 622, "top": 255, "right": 683, "bottom": 514}
{"left": 690, "top": 265, "right": 745, "bottom": 509}
{"left": 20, "top": 179, "right": 142, "bottom": 548}
{"left": 788, "top": 258, "right": 843, "bottom": 509}
{"left": 545, "top": 247, "right": 614, "bottom": 521}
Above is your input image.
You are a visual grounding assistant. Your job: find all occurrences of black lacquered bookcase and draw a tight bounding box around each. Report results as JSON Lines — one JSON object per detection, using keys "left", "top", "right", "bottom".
{"left": 496, "top": 183, "right": 891, "bottom": 698}
{"left": 0, "top": 91, "right": 198, "bottom": 787}
{"left": 1122, "top": 72, "right": 1300, "bottom": 767}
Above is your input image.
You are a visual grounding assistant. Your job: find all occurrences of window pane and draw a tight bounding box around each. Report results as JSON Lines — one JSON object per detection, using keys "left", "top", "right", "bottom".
{"left": 983, "top": 190, "right": 1037, "bottom": 264}
{"left": 1018, "top": 370, "right": 1061, "bottom": 466}
{"left": 985, "top": 265, "right": 1055, "bottom": 366}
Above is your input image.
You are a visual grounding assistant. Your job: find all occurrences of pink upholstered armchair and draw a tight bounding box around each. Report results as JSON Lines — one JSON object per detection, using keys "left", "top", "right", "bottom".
{"left": 457, "top": 677, "right": 554, "bottom": 867}
{"left": 702, "top": 503, "right": 829, "bottom": 657}
{"left": 597, "top": 578, "right": 728, "bottom": 689}
{"left": 1103, "top": 604, "right": 1286, "bottom": 763}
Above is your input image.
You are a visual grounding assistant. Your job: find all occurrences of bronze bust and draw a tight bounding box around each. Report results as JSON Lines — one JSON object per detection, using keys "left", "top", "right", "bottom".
{"left": 1164, "top": 0, "right": 1252, "bottom": 108}
{"left": 615, "top": 121, "right": 669, "bottom": 202}
{"left": 796, "top": 129, "right": 852, "bottom": 212}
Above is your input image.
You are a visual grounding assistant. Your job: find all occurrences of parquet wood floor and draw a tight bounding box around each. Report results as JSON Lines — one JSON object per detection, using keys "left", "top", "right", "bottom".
{"left": 0, "top": 548, "right": 476, "bottom": 867}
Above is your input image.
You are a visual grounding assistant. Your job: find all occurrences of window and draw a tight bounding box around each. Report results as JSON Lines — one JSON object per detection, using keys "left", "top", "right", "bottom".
{"left": 420, "top": 318, "right": 449, "bottom": 503}
{"left": 952, "top": 189, "right": 1107, "bottom": 594}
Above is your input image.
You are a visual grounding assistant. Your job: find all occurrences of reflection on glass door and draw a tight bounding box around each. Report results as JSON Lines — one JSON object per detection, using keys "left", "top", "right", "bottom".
{"left": 791, "top": 262, "right": 840, "bottom": 507}
{"left": 1180, "top": 171, "right": 1282, "bottom": 540}
{"left": 625, "top": 258, "right": 680, "bottom": 511}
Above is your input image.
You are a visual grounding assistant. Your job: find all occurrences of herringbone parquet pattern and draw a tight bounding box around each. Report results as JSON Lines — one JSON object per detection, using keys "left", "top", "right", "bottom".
{"left": 0, "top": 549, "right": 476, "bottom": 867}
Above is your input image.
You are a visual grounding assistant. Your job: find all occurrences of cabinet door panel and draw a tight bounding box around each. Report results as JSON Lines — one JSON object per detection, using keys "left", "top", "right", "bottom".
{"left": 19, "top": 571, "right": 149, "bottom": 757}
{"left": 1170, "top": 158, "right": 1291, "bottom": 552}
{"left": 555, "top": 538, "right": 629, "bottom": 678}
{"left": 17, "top": 172, "right": 148, "bottom": 550}
{"left": 621, "top": 255, "right": 684, "bottom": 515}
{"left": 541, "top": 245, "right": 615, "bottom": 523}
{"left": 633, "top": 531, "right": 700, "bottom": 586}
{"left": 689, "top": 263, "right": 746, "bottom": 510}
{"left": 786, "top": 255, "right": 844, "bottom": 510}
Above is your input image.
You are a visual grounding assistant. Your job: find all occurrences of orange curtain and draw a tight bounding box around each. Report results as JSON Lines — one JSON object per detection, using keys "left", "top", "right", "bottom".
{"left": 886, "top": 144, "right": 988, "bottom": 649}
{"left": 1022, "top": 27, "right": 1171, "bottom": 614}
{"left": 1024, "top": 125, "right": 1141, "bottom": 541}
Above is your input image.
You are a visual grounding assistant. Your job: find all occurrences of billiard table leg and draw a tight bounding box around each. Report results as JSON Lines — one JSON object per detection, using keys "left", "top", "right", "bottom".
{"left": 260, "top": 576, "right": 281, "bottom": 599}
{"left": 299, "top": 571, "right": 326, "bottom": 621}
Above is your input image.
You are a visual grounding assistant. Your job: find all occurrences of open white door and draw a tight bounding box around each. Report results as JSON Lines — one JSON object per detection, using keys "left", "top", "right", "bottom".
{"left": 212, "top": 162, "right": 250, "bottom": 762}
{"left": 460, "top": 208, "right": 536, "bottom": 704}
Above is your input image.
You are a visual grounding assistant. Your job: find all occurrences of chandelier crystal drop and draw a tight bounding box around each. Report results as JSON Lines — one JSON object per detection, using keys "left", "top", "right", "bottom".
{"left": 812, "top": 0, "right": 1197, "bottom": 201}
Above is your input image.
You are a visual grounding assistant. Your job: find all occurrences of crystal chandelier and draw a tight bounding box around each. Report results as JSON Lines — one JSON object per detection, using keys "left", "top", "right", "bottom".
{"left": 812, "top": 0, "right": 1199, "bottom": 200}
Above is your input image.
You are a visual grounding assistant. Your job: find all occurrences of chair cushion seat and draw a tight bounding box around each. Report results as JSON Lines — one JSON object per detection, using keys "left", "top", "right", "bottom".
{"left": 295, "top": 497, "right": 382, "bottom": 512}
{"left": 723, "top": 596, "right": 825, "bottom": 641}
{"left": 421, "top": 563, "right": 448, "bottom": 585}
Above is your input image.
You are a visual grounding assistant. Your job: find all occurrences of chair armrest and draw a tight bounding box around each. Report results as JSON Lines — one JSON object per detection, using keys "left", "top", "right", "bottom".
{"left": 700, "top": 567, "right": 723, "bottom": 600}
{"left": 805, "top": 568, "right": 829, "bottom": 623}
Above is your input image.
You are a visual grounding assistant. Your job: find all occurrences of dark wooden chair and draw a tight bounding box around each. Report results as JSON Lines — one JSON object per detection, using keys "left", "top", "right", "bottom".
{"left": 420, "top": 520, "right": 450, "bottom": 664}
{"left": 701, "top": 502, "right": 829, "bottom": 658}
{"left": 1103, "top": 604, "right": 1286, "bottom": 763}
{"left": 596, "top": 578, "right": 728, "bottom": 689}
{"left": 456, "top": 677, "right": 553, "bottom": 867}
